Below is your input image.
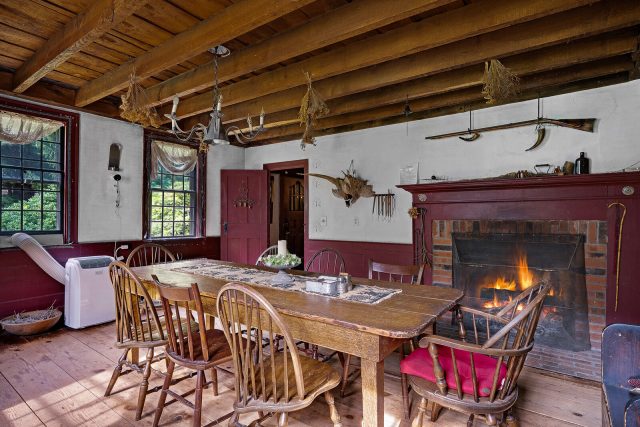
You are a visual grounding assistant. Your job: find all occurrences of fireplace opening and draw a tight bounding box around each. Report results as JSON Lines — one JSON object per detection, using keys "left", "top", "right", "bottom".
{"left": 452, "top": 233, "right": 591, "bottom": 352}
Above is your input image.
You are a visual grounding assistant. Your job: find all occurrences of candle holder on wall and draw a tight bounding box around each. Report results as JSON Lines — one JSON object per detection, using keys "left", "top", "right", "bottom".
{"left": 234, "top": 178, "right": 255, "bottom": 208}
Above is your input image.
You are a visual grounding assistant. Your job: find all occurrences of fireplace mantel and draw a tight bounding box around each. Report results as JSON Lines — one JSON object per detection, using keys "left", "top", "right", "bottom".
{"left": 399, "top": 172, "right": 640, "bottom": 325}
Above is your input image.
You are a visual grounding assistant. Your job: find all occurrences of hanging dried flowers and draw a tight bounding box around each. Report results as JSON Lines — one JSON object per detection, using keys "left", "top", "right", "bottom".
{"left": 120, "top": 72, "right": 162, "bottom": 128}
{"left": 481, "top": 59, "right": 520, "bottom": 104}
{"left": 408, "top": 207, "right": 420, "bottom": 219}
{"left": 298, "top": 72, "right": 329, "bottom": 149}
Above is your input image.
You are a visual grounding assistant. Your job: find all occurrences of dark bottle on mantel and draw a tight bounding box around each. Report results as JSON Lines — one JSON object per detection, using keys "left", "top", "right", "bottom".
{"left": 574, "top": 152, "right": 590, "bottom": 174}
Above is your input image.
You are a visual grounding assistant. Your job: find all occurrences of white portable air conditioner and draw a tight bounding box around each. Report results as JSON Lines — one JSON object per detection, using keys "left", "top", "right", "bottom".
{"left": 64, "top": 256, "right": 116, "bottom": 329}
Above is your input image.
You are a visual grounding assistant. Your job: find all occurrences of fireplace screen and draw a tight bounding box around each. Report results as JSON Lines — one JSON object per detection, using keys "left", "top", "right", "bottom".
{"left": 452, "top": 233, "right": 591, "bottom": 351}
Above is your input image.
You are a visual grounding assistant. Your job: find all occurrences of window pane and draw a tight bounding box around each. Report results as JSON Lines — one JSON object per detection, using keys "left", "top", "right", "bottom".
{"left": 23, "top": 211, "right": 41, "bottom": 231}
{"left": 1, "top": 211, "right": 21, "bottom": 231}
{"left": 23, "top": 192, "right": 41, "bottom": 210}
{"left": 0, "top": 122, "right": 63, "bottom": 235}
{"left": 42, "top": 212, "right": 59, "bottom": 231}
{"left": 151, "top": 222, "right": 162, "bottom": 237}
{"left": 147, "top": 153, "right": 196, "bottom": 238}
{"left": 22, "top": 141, "right": 41, "bottom": 159}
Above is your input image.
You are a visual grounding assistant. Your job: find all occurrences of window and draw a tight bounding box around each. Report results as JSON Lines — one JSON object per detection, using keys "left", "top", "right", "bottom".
{"left": 149, "top": 164, "right": 196, "bottom": 238}
{"left": 0, "top": 98, "right": 77, "bottom": 243}
{"left": 143, "top": 131, "right": 205, "bottom": 240}
{"left": 1, "top": 130, "right": 64, "bottom": 234}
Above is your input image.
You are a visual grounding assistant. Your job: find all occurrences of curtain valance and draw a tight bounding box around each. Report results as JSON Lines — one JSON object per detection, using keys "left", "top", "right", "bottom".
{"left": 0, "top": 110, "right": 64, "bottom": 145}
{"left": 151, "top": 140, "right": 198, "bottom": 179}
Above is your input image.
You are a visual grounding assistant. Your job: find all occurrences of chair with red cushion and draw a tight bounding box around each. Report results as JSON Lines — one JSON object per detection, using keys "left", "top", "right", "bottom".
{"left": 402, "top": 282, "right": 551, "bottom": 427}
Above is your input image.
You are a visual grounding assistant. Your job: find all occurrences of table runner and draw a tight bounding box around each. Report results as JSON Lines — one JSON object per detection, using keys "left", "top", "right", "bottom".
{"left": 166, "top": 260, "right": 401, "bottom": 305}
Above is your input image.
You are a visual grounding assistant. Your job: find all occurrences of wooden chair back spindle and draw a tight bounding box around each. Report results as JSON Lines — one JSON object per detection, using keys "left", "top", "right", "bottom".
{"left": 368, "top": 259, "right": 424, "bottom": 284}
{"left": 217, "top": 283, "right": 306, "bottom": 406}
{"left": 255, "top": 245, "right": 279, "bottom": 266}
{"left": 152, "top": 278, "right": 210, "bottom": 363}
{"left": 305, "top": 248, "right": 345, "bottom": 275}
{"left": 108, "top": 261, "right": 165, "bottom": 346}
{"left": 126, "top": 243, "right": 176, "bottom": 268}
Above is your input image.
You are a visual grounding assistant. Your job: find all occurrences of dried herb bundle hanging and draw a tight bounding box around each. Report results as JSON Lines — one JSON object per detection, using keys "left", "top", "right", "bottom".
{"left": 120, "top": 72, "right": 162, "bottom": 128}
{"left": 482, "top": 59, "right": 520, "bottom": 104}
{"left": 298, "top": 72, "right": 329, "bottom": 148}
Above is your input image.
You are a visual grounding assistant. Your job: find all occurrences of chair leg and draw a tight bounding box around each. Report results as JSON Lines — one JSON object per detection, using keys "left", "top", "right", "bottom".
{"left": 312, "top": 344, "right": 319, "bottom": 360}
{"left": 277, "top": 412, "right": 288, "bottom": 427}
{"left": 228, "top": 412, "right": 240, "bottom": 427}
{"left": 104, "top": 348, "right": 128, "bottom": 397}
{"left": 135, "top": 347, "right": 154, "bottom": 421}
{"left": 504, "top": 410, "right": 519, "bottom": 427}
{"left": 324, "top": 391, "right": 342, "bottom": 427}
{"left": 153, "top": 359, "right": 175, "bottom": 427}
{"left": 193, "top": 371, "right": 204, "bottom": 427}
{"left": 486, "top": 413, "right": 498, "bottom": 426}
{"left": 429, "top": 402, "right": 442, "bottom": 422}
{"left": 467, "top": 414, "right": 475, "bottom": 427}
{"left": 210, "top": 367, "right": 219, "bottom": 396}
{"left": 412, "top": 397, "right": 427, "bottom": 427}
{"left": 340, "top": 354, "right": 351, "bottom": 397}
{"left": 401, "top": 372, "right": 410, "bottom": 419}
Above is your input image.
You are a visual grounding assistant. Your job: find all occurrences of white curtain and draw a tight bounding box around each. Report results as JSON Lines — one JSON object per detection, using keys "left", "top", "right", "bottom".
{"left": 151, "top": 140, "right": 198, "bottom": 179}
{"left": 0, "top": 110, "right": 63, "bottom": 144}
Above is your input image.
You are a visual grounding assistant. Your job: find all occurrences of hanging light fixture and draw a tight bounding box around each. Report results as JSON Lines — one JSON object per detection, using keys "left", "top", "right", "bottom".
{"left": 164, "top": 46, "right": 267, "bottom": 151}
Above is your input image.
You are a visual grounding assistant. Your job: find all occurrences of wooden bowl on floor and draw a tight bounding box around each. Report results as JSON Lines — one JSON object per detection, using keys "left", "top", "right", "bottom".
{"left": 0, "top": 309, "right": 62, "bottom": 336}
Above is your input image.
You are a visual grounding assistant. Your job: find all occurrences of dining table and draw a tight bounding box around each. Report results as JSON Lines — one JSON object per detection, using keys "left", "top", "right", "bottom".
{"left": 131, "top": 259, "right": 463, "bottom": 427}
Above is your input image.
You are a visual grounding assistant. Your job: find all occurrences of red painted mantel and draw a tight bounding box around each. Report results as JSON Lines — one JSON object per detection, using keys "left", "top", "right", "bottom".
{"left": 399, "top": 171, "right": 640, "bottom": 326}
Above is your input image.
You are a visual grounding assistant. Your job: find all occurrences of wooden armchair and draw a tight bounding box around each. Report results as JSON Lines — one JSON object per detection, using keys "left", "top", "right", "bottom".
{"left": 105, "top": 261, "right": 168, "bottom": 420}
{"left": 341, "top": 259, "right": 425, "bottom": 418}
{"left": 126, "top": 243, "right": 176, "bottom": 267}
{"left": 402, "top": 282, "right": 551, "bottom": 426}
{"left": 151, "top": 277, "right": 234, "bottom": 427}
{"left": 216, "top": 283, "right": 342, "bottom": 427}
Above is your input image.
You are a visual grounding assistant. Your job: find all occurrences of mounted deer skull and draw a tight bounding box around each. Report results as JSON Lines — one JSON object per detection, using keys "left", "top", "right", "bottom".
{"left": 307, "top": 161, "right": 374, "bottom": 207}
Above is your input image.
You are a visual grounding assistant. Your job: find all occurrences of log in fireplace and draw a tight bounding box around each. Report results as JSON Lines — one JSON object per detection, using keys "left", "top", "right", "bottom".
{"left": 452, "top": 232, "right": 590, "bottom": 351}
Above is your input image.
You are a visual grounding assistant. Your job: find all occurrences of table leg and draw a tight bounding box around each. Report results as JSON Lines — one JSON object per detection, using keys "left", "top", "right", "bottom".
{"left": 361, "top": 358, "right": 384, "bottom": 427}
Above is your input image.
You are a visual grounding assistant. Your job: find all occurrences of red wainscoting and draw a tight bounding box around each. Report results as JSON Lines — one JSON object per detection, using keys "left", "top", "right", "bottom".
{"left": 0, "top": 237, "right": 220, "bottom": 319}
{"left": 305, "top": 239, "right": 414, "bottom": 279}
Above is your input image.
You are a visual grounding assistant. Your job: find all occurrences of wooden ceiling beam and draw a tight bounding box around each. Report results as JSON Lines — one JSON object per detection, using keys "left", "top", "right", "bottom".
{"left": 141, "top": 0, "right": 459, "bottom": 107}
{"left": 163, "top": 0, "right": 600, "bottom": 121}
{"left": 12, "top": 0, "right": 148, "bottom": 93}
{"left": 73, "top": 0, "right": 317, "bottom": 107}
{"left": 255, "top": 72, "right": 630, "bottom": 146}
{"left": 255, "top": 32, "right": 637, "bottom": 126}
{"left": 248, "top": 57, "right": 633, "bottom": 142}
{"left": 171, "top": 0, "right": 640, "bottom": 126}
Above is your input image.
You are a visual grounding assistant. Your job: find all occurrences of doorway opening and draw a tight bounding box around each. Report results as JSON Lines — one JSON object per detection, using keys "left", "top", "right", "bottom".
{"left": 264, "top": 160, "right": 308, "bottom": 267}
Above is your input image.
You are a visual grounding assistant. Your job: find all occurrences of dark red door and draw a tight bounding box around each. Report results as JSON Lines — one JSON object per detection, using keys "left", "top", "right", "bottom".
{"left": 220, "top": 169, "right": 269, "bottom": 264}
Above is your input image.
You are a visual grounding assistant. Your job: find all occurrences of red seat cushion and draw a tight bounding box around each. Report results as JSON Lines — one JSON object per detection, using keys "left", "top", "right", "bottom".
{"left": 400, "top": 347, "right": 507, "bottom": 397}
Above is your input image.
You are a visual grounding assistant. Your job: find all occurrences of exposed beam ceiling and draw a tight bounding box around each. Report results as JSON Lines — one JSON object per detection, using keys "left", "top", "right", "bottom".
{"left": 73, "top": 0, "right": 317, "bottom": 107}
{"left": 140, "top": 0, "right": 458, "bottom": 107}
{"left": 12, "top": 0, "right": 148, "bottom": 94}
{"left": 249, "top": 57, "right": 633, "bottom": 143}
{"left": 176, "top": 0, "right": 640, "bottom": 129}
{"left": 212, "top": 31, "right": 636, "bottom": 131}
{"left": 163, "top": 0, "right": 600, "bottom": 122}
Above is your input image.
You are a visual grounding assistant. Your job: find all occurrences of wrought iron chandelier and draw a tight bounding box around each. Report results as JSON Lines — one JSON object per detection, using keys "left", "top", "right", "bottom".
{"left": 164, "top": 46, "right": 266, "bottom": 151}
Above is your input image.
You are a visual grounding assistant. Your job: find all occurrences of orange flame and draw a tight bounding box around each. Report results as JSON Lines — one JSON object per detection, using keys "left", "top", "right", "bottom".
{"left": 482, "top": 252, "right": 534, "bottom": 309}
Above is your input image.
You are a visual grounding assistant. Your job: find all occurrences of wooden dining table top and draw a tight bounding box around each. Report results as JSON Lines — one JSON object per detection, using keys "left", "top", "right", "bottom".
{"left": 132, "top": 258, "right": 463, "bottom": 340}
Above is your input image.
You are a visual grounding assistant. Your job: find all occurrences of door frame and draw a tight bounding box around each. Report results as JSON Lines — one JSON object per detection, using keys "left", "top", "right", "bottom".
{"left": 264, "top": 159, "right": 309, "bottom": 259}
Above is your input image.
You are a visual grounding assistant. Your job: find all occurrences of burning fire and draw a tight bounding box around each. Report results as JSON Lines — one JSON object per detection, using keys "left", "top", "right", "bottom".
{"left": 482, "top": 252, "right": 535, "bottom": 309}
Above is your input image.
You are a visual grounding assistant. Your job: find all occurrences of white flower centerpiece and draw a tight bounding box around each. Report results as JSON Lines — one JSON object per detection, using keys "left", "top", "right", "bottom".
{"left": 260, "top": 249, "right": 301, "bottom": 285}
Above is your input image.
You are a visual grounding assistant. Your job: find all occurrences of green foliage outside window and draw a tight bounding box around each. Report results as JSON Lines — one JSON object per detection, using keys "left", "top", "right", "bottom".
{"left": 149, "top": 162, "right": 196, "bottom": 238}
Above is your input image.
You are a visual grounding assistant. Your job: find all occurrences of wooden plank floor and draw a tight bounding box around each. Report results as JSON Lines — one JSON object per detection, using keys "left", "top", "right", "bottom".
{"left": 0, "top": 323, "right": 601, "bottom": 426}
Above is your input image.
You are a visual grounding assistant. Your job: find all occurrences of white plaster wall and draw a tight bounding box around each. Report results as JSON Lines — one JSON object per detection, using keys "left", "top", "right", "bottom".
{"left": 244, "top": 80, "right": 640, "bottom": 245}
{"left": 206, "top": 144, "right": 245, "bottom": 236}
{"left": 77, "top": 113, "right": 143, "bottom": 242}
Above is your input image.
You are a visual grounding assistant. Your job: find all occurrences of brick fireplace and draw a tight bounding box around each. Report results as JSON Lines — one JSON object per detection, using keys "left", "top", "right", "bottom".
{"left": 399, "top": 172, "right": 640, "bottom": 381}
